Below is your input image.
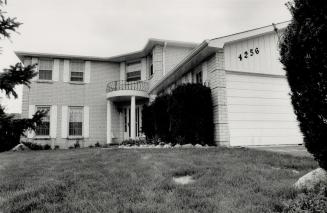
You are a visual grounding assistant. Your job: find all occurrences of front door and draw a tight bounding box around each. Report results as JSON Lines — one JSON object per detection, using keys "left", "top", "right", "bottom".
{"left": 123, "top": 106, "right": 142, "bottom": 140}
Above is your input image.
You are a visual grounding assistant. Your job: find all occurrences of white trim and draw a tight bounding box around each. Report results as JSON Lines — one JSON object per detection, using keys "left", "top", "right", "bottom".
{"left": 106, "top": 90, "right": 149, "bottom": 100}
{"left": 120, "top": 62, "right": 126, "bottom": 81}
{"left": 85, "top": 61, "right": 91, "bottom": 83}
{"left": 209, "top": 21, "right": 289, "bottom": 48}
{"left": 50, "top": 105, "right": 57, "bottom": 138}
{"left": 83, "top": 106, "right": 90, "bottom": 138}
{"left": 107, "top": 101, "right": 112, "bottom": 144}
{"left": 53, "top": 59, "right": 60, "bottom": 81}
{"left": 141, "top": 58, "right": 147, "bottom": 80}
{"left": 31, "top": 58, "right": 38, "bottom": 81}
{"left": 27, "top": 105, "right": 35, "bottom": 138}
{"left": 63, "top": 60, "right": 70, "bottom": 82}
{"left": 162, "top": 42, "right": 167, "bottom": 75}
{"left": 202, "top": 61, "right": 208, "bottom": 83}
{"left": 61, "top": 106, "right": 68, "bottom": 138}
{"left": 130, "top": 96, "right": 136, "bottom": 139}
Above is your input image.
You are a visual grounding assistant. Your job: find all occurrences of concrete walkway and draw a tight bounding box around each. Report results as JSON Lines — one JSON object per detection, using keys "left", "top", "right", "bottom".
{"left": 249, "top": 145, "right": 312, "bottom": 157}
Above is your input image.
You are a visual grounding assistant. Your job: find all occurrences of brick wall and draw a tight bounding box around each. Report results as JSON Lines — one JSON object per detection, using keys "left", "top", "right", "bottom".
{"left": 207, "top": 52, "right": 230, "bottom": 146}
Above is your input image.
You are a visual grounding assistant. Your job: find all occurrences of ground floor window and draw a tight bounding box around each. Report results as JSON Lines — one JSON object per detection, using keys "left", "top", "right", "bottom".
{"left": 35, "top": 106, "right": 50, "bottom": 136}
{"left": 69, "top": 107, "right": 83, "bottom": 136}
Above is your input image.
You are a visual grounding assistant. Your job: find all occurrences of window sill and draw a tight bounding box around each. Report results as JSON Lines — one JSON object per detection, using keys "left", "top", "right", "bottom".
{"left": 34, "top": 136, "right": 51, "bottom": 140}
{"left": 67, "top": 136, "right": 84, "bottom": 140}
{"left": 36, "top": 80, "right": 54, "bottom": 84}
{"left": 69, "top": 81, "right": 86, "bottom": 85}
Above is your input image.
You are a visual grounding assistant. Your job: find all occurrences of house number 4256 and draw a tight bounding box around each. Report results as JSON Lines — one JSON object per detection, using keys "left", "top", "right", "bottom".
{"left": 238, "top": 48, "right": 259, "bottom": 61}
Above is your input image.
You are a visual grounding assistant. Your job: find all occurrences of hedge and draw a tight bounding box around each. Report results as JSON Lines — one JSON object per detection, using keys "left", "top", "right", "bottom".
{"left": 142, "top": 83, "right": 214, "bottom": 145}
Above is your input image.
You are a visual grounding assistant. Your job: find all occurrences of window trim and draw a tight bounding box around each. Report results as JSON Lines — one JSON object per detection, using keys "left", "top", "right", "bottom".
{"left": 69, "top": 60, "right": 85, "bottom": 82}
{"left": 38, "top": 58, "right": 53, "bottom": 81}
{"left": 35, "top": 105, "right": 51, "bottom": 136}
{"left": 68, "top": 106, "right": 84, "bottom": 137}
{"left": 126, "top": 70, "right": 141, "bottom": 82}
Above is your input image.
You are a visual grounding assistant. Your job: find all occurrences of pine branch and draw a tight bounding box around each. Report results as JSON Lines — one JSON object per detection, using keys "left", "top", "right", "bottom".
{"left": 0, "top": 14, "right": 21, "bottom": 38}
{"left": 0, "top": 62, "right": 37, "bottom": 98}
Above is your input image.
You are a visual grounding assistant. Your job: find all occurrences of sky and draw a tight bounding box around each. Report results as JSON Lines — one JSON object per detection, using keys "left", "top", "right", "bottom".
{"left": 0, "top": 0, "right": 291, "bottom": 113}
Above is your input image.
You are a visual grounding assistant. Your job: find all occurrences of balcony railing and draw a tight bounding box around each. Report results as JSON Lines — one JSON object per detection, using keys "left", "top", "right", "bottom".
{"left": 106, "top": 80, "right": 149, "bottom": 93}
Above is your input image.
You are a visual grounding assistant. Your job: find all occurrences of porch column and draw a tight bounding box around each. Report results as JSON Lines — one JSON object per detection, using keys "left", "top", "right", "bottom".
{"left": 130, "top": 96, "right": 136, "bottom": 139}
{"left": 107, "top": 100, "right": 112, "bottom": 144}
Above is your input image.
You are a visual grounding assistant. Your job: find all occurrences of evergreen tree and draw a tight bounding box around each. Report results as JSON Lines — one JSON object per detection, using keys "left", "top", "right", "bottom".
{"left": 0, "top": 0, "right": 46, "bottom": 151}
{"left": 280, "top": 0, "right": 327, "bottom": 169}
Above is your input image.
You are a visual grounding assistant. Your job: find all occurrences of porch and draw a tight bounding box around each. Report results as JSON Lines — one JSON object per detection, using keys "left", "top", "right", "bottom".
{"left": 106, "top": 80, "right": 149, "bottom": 143}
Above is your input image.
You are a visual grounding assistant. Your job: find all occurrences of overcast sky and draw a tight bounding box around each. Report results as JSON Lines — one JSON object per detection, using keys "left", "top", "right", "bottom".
{"left": 0, "top": 0, "right": 291, "bottom": 113}
{"left": 5, "top": 0, "right": 291, "bottom": 56}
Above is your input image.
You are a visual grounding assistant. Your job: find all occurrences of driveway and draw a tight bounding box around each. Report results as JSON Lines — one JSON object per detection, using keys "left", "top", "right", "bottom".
{"left": 249, "top": 145, "right": 312, "bottom": 158}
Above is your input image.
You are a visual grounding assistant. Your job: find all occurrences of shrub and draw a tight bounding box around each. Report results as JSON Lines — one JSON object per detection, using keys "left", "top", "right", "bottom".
{"left": 283, "top": 184, "right": 327, "bottom": 212}
{"left": 142, "top": 104, "right": 155, "bottom": 140}
{"left": 54, "top": 145, "right": 60, "bottom": 150}
{"left": 121, "top": 139, "right": 147, "bottom": 146}
{"left": 43, "top": 144, "right": 51, "bottom": 150}
{"left": 74, "top": 140, "right": 80, "bottom": 149}
{"left": 142, "top": 84, "right": 214, "bottom": 146}
{"left": 21, "top": 142, "right": 47, "bottom": 150}
{"left": 95, "top": 142, "right": 101, "bottom": 148}
{"left": 280, "top": 0, "right": 327, "bottom": 169}
{"left": 152, "top": 94, "right": 170, "bottom": 142}
{"left": 169, "top": 84, "right": 214, "bottom": 145}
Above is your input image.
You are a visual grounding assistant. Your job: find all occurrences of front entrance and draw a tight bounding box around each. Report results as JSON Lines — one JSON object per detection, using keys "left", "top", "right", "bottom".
{"left": 123, "top": 106, "right": 142, "bottom": 140}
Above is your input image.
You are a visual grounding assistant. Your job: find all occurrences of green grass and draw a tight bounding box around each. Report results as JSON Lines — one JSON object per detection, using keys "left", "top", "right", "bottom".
{"left": 0, "top": 147, "right": 317, "bottom": 213}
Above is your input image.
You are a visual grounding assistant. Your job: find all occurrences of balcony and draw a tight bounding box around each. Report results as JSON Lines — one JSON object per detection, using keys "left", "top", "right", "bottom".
{"left": 106, "top": 80, "right": 149, "bottom": 101}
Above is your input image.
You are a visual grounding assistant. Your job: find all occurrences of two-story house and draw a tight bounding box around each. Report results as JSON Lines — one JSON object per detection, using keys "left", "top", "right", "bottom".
{"left": 17, "top": 21, "right": 303, "bottom": 148}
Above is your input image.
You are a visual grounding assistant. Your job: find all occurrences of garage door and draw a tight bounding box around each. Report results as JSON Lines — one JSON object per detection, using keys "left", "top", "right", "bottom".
{"left": 226, "top": 73, "right": 303, "bottom": 146}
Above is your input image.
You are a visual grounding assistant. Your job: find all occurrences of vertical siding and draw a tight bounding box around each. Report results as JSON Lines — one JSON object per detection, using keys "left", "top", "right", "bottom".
{"left": 224, "top": 32, "right": 284, "bottom": 76}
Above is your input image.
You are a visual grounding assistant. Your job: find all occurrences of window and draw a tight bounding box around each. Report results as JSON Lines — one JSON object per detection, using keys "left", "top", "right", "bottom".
{"left": 39, "top": 59, "right": 53, "bottom": 80}
{"left": 70, "top": 61, "right": 85, "bottom": 82}
{"left": 126, "top": 71, "right": 141, "bottom": 82}
{"left": 69, "top": 107, "right": 83, "bottom": 136}
{"left": 150, "top": 64, "right": 153, "bottom": 77}
{"left": 149, "top": 55, "right": 154, "bottom": 77}
{"left": 35, "top": 106, "right": 50, "bottom": 136}
{"left": 196, "top": 71, "right": 203, "bottom": 84}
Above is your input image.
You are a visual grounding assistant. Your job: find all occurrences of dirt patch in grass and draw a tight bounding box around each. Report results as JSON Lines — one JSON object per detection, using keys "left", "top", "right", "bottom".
{"left": 173, "top": 175, "right": 195, "bottom": 185}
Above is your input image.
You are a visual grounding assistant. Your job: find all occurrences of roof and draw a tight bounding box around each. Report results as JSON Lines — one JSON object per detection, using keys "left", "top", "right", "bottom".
{"left": 149, "top": 21, "right": 290, "bottom": 94}
{"left": 107, "top": 38, "right": 198, "bottom": 62}
{"left": 15, "top": 51, "right": 109, "bottom": 62}
{"left": 15, "top": 39, "right": 199, "bottom": 63}
{"left": 209, "top": 21, "right": 289, "bottom": 48}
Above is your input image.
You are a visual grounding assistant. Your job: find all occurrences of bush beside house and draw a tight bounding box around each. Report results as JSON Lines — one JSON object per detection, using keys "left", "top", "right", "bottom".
{"left": 280, "top": 0, "right": 327, "bottom": 170}
{"left": 142, "top": 84, "right": 214, "bottom": 145}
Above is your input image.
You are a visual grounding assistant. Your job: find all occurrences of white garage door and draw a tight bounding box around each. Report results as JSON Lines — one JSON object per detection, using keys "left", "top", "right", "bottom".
{"left": 226, "top": 73, "right": 303, "bottom": 146}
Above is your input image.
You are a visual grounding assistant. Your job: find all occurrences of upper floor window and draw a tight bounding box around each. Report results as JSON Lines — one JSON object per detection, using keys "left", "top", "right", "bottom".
{"left": 35, "top": 106, "right": 50, "bottom": 136}
{"left": 69, "top": 107, "right": 83, "bottom": 136}
{"left": 196, "top": 71, "right": 203, "bottom": 84}
{"left": 126, "top": 61, "right": 141, "bottom": 82}
{"left": 70, "top": 61, "right": 85, "bottom": 82}
{"left": 126, "top": 71, "right": 141, "bottom": 82}
{"left": 39, "top": 59, "right": 53, "bottom": 80}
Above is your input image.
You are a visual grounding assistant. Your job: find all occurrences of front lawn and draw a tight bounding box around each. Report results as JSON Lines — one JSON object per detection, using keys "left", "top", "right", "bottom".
{"left": 0, "top": 147, "right": 317, "bottom": 213}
